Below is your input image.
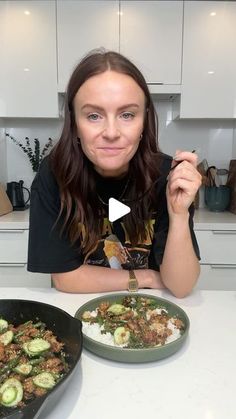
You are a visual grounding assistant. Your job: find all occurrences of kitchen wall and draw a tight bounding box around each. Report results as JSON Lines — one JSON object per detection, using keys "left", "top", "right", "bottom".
{"left": 156, "top": 99, "right": 235, "bottom": 169}
{"left": 1, "top": 98, "right": 235, "bottom": 206}
{"left": 3, "top": 118, "right": 62, "bottom": 190}
{"left": 0, "top": 119, "right": 6, "bottom": 185}
{"left": 232, "top": 122, "right": 236, "bottom": 159}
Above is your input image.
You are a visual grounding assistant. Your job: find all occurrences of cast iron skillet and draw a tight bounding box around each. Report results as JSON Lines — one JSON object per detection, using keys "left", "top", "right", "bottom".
{"left": 0, "top": 299, "right": 83, "bottom": 419}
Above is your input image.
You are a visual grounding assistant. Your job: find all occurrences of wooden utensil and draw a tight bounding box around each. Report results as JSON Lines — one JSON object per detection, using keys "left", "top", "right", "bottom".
{"left": 211, "top": 167, "right": 220, "bottom": 187}
{"left": 207, "top": 166, "right": 216, "bottom": 187}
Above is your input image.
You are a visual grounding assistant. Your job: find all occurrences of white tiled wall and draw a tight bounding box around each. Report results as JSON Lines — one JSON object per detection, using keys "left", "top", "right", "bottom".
{"left": 0, "top": 100, "right": 235, "bottom": 195}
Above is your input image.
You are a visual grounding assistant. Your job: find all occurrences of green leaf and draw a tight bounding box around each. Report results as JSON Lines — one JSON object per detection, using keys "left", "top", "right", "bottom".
{"left": 6, "top": 133, "right": 54, "bottom": 172}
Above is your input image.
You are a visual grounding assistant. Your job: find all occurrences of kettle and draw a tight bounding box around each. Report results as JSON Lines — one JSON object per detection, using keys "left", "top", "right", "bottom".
{"left": 6, "top": 180, "right": 30, "bottom": 210}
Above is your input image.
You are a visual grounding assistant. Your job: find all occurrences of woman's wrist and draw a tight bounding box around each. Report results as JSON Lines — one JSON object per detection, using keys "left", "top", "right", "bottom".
{"left": 168, "top": 211, "right": 190, "bottom": 228}
{"left": 134, "top": 269, "right": 151, "bottom": 288}
{"left": 135, "top": 269, "right": 164, "bottom": 289}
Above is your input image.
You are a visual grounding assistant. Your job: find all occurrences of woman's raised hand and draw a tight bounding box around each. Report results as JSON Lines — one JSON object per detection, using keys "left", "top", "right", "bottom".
{"left": 166, "top": 150, "right": 202, "bottom": 217}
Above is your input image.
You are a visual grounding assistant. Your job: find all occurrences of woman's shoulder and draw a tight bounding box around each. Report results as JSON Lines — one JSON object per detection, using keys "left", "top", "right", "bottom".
{"left": 31, "top": 155, "right": 58, "bottom": 194}
{"left": 38, "top": 155, "right": 53, "bottom": 176}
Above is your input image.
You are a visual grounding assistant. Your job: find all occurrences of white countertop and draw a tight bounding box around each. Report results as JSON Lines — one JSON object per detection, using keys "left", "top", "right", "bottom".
{"left": 0, "top": 209, "right": 29, "bottom": 229}
{"left": 0, "top": 288, "right": 235, "bottom": 419}
{"left": 1, "top": 208, "right": 236, "bottom": 230}
{"left": 194, "top": 208, "right": 236, "bottom": 230}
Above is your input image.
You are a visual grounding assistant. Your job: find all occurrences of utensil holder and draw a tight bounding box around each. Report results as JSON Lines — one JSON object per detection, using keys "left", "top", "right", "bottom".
{"left": 205, "top": 186, "right": 230, "bottom": 212}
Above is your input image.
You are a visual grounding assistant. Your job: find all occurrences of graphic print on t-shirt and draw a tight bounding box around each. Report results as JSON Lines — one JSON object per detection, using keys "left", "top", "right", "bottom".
{"left": 83, "top": 216, "right": 156, "bottom": 269}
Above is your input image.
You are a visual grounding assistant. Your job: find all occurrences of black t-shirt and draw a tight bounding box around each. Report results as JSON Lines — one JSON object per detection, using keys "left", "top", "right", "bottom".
{"left": 27, "top": 155, "right": 200, "bottom": 274}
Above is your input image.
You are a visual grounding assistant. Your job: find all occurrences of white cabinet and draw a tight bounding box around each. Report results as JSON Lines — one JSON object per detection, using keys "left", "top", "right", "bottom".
{"left": 179, "top": 1, "right": 236, "bottom": 118}
{"left": 57, "top": 0, "right": 119, "bottom": 92}
{"left": 195, "top": 230, "right": 236, "bottom": 265}
{"left": 57, "top": 0, "right": 183, "bottom": 94}
{"left": 195, "top": 226, "right": 236, "bottom": 290}
{"left": 197, "top": 265, "right": 236, "bottom": 291}
{"left": 0, "top": 211, "right": 50, "bottom": 287}
{"left": 0, "top": 1, "right": 58, "bottom": 117}
{"left": 0, "top": 229, "right": 29, "bottom": 263}
{"left": 120, "top": 1, "right": 183, "bottom": 88}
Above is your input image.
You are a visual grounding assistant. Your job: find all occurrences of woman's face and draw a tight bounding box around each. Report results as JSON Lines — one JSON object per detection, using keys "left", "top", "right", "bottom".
{"left": 74, "top": 70, "right": 146, "bottom": 177}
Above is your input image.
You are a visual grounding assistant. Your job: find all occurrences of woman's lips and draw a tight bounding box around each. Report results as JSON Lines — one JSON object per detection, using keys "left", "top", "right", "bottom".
{"left": 98, "top": 147, "right": 124, "bottom": 155}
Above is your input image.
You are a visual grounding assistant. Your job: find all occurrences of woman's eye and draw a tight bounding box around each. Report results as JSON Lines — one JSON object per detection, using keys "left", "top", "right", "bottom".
{"left": 122, "top": 112, "right": 134, "bottom": 120}
{"left": 87, "top": 113, "right": 100, "bottom": 121}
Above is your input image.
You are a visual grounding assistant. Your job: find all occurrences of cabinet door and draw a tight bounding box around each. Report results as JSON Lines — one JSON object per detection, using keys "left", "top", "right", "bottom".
{"left": 57, "top": 0, "right": 119, "bottom": 92}
{"left": 120, "top": 1, "right": 183, "bottom": 85}
{"left": 196, "top": 264, "right": 236, "bottom": 290}
{"left": 0, "top": 1, "right": 58, "bottom": 118}
{"left": 180, "top": 1, "right": 236, "bottom": 118}
{"left": 0, "top": 229, "right": 28, "bottom": 263}
{"left": 195, "top": 230, "right": 236, "bottom": 264}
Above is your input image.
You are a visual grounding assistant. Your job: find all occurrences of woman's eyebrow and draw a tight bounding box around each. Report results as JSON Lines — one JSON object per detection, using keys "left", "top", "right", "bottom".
{"left": 81, "top": 103, "right": 140, "bottom": 111}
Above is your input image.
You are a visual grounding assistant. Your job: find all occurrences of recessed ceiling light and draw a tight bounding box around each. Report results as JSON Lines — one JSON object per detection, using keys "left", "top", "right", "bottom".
{"left": 210, "top": 12, "right": 216, "bottom": 16}
{"left": 24, "top": 10, "right": 30, "bottom": 15}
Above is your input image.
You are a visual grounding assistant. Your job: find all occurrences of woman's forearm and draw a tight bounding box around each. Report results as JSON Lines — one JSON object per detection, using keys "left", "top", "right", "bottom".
{"left": 52, "top": 265, "right": 164, "bottom": 293}
{"left": 160, "top": 213, "right": 200, "bottom": 298}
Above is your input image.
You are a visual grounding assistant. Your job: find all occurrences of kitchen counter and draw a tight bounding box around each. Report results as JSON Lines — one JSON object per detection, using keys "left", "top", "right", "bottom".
{"left": 0, "top": 209, "right": 29, "bottom": 229}
{"left": 1, "top": 208, "right": 236, "bottom": 230}
{"left": 194, "top": 208, "right": 236, "bottom": 230}
{"left": 0, "top": 287, "right": 235, "bottom": 419}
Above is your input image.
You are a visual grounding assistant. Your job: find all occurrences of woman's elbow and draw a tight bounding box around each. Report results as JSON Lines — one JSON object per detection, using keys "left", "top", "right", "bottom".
{"left": 51, "top": 268, "right": 82, "bottom": 293}
{"left": 51, "top": 273, "right": 74, "bottom": 293}
{"left": 51, "top": 274, "right": 64, "bottom": 291}
{"left": 170, "top": 273, "right": 200, "bottom": 299}
{"left": 171, "top": 288, "right": 192, "bottom": 299}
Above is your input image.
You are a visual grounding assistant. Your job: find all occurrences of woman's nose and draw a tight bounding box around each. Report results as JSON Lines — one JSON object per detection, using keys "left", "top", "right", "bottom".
{"left": 102, "top": 118, "right": 120, "bottom": 140}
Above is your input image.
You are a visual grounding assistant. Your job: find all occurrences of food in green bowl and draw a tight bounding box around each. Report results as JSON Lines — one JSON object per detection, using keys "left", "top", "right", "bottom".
{"left": 75, "top": 293, "right": 190, "bottom": 363}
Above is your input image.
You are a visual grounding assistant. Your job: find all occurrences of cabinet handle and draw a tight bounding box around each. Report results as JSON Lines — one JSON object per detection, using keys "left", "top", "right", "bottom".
{"left": 212, "top": 230, "right": 236, "bottom": 235}
{"left": 148, "top": 82, "right": 164, "bottom": 85}
{"left": 0, "top": 229, "right": 25, "bottom": 233}
{"left": 210, "top": 264, "right": 236, "bottom": 269}
{"left": 0, "top": 263, "right": 25, "bottom": 267}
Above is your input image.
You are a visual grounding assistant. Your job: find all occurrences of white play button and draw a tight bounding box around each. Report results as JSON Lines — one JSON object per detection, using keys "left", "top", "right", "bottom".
{"left": 108, "top": 198, "right": 131, "bottom": 222}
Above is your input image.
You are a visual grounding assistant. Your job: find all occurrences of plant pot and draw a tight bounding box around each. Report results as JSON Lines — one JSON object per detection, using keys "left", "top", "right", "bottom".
{"left": 205, "top": 186, "right": 230, "bottom": 212}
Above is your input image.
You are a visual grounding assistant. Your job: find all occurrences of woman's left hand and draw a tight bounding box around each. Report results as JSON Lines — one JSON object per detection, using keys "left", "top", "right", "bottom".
{"left": 166, "top": 150, "right": 202, "bottom": 217}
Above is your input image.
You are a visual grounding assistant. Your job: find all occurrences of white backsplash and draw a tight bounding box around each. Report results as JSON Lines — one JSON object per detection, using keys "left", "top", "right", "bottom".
{"left": 155, "top": 99, "right": 234, "bottom": 169}
{"left": 232, "top": 121, "right": 236, "bottom": 159}
{"left": 1, "top": 100, "right": 236, "bottom": 206}
{"left": 0, "top": 119, "right": 6, "bottom": 184}
{"left": 3, "top": 119, "right": 63, "bottom": 190}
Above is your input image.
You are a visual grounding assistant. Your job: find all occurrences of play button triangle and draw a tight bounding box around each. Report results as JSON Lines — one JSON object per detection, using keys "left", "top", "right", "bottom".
{"left": 108, "top": 198, "right": 130, "bottom": 222}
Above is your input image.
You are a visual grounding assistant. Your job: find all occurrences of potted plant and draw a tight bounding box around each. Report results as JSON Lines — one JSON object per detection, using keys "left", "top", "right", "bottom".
{"left": 6, "top": 133, "right": 53, "bottom": 172}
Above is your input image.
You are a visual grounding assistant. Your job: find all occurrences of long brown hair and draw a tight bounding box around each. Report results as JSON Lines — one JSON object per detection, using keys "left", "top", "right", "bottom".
{"left": 50, "top": 48, "right": 163, "bottom": 254}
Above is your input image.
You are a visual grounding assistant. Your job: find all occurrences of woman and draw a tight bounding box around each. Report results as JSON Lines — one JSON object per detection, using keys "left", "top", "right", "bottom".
{"left": 27, "top": 49, "right": 202, "bottom": 297}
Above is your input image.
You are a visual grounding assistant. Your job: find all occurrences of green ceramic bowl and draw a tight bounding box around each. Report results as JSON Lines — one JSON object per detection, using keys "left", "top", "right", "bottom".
{"left": 75, "top": 293, "right": 190, "bottom": 363}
